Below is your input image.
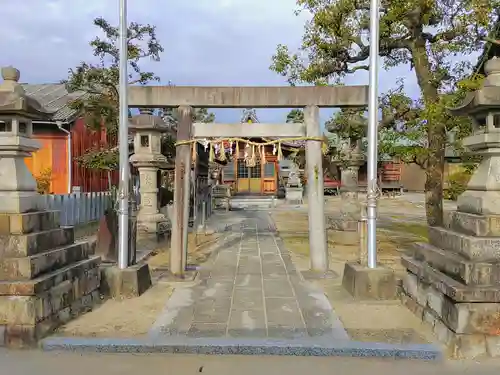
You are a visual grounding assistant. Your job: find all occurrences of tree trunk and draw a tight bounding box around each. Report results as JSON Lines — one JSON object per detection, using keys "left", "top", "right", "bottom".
{"left": 107, "top": 170, "right": 112, "bottom": 191}
{"left": 411, "top": 42, "right": 446, "bottom": 227}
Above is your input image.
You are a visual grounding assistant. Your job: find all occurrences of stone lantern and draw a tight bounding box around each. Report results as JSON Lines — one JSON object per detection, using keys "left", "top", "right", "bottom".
{"left": 0, "top": 66, "right": 48, "bottom": 212}
{"left": 327, "top": 113, "right": 366, "bottom": 244}
{"left": 326, "top": 109, "right": 366, "bottom": 198}
{"left": 400, "top": 57, "right": 500, "bottom": 358}
{"left": 129, "top": 109, "right": 173, "bottom": 236}
{"left": 452, "top": 56, "right": 500, "bottom": 215}
{"left": 0, "top": 67, "right": 102, "bottom": 347}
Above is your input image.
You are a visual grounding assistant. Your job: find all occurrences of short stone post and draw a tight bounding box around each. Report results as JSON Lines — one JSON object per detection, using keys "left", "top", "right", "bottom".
{"left": 129, "top": 109, "right": 171, "bottom": 237}
{"left": 171, "top": 105, "right": 193, "bottom": 277}
{"left": 304, "top": 105, "right": 328, "bottom": 272}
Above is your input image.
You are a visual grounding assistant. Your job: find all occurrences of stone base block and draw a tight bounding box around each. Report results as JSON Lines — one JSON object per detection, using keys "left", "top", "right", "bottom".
{"left": 213, "top": 198, "right": 230, "bottom": 210}
{"left": 0, "top": 210, "right": 60, "bottom": 235}
{"left": 401, "top": 269, "right": 500, "bottom": 359}
{"left": 0, "top": 256, "right": 100, "bottom": 296}
{"left": 285, "top": 187, "right": 303, "bottom": 205}
{"left": 342, "top": 262, "right": 397, "bottom": 300}
{"left": 428, "top": 225, "right": 500, "bottom": 262}
{"left": 0, "top": 226, "right": 74, "bottom": 258}
{"left": 137, "top": 212, "right": 169, "bottom": 234}
{"left": 0, "top": 256, "right": 101, "bottom": 348}
{"left": 0, "top": 289, "right": 100, "bottom": 349}
{"left": 445, "top": 210, "right": 500, "bottom": 237}
{"left": 100, "top": 263, "right": 152, "bottom": 298}
{"left": 329, "top": 229, "right": 358, "bottom": 245}
{"left": 402, "top": 255, "right": 500, "bottom": 302}
{"left": 412, "top": 242, "right": 500, "bottom": 286}
{"left": 0, "top": 191, "right": 45, "bottom": 214}
{"left": 458, "top": 190, "right": 500, "bottom": 216}
{"left": 327, "top": 216, "right": 358, "bottom": 232}
{"left": 0, "top": 240, "right": 95, "bottom": 280}
{"left": 402, "top": 271, "right": 500, "bottom": 335}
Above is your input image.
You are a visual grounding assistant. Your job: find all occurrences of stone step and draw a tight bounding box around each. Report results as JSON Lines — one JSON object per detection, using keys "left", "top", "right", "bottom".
{"left": 412, "top": 242, "right": 500, "bottom": 286}
{"left": 0, "top": 211, "right": 60, "bottom": 235}
{"left": 401, "top": 255, "right": 500, "bottom": 302}
{"left": 0, "top": 227, "right": 74, "bottom": 258}
{"left": 444, "top": 210, "right": 500, "bottom": 237}
{"left": 0, "top": 256, "right": 101, "bottom": 296}
{"left": 0, "top": 240, "right": 95, "bottom": 281}
{"left": 230, "top": 199, "right": 275, "bottom": 204}
{"left": 428, "top": 226, "right": 500, "bottom": 261}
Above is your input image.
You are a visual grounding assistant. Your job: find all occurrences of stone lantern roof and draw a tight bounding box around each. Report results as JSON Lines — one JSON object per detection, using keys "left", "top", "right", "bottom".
{"left": 129, "top": 108, "right": 171, "bottom": 132}
{"left": 449, "top": 57, "right": 500, "bottom": 117}
{"left": 0, "top": 66, "right": 52, "bottom": 118}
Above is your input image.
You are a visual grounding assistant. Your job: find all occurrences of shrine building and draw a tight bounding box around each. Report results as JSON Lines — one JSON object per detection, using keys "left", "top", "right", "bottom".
{"left": 220, "top": 109, "right": 300, "bottom": 195}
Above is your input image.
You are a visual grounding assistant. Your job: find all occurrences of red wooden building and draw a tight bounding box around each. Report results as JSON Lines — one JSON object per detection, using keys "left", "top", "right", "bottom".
{"left": 22, "top": 83, "right": 118, "bottom": 194}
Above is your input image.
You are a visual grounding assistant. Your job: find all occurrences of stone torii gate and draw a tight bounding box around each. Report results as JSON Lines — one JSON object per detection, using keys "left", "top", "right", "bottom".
{"left": 128, "top": 86, "right": 368, "bottom": 277}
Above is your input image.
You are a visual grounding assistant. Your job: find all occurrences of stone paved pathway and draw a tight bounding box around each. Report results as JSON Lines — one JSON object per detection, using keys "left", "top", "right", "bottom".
{"left": 150, "top": 211, "right": 348, "bottom": 340}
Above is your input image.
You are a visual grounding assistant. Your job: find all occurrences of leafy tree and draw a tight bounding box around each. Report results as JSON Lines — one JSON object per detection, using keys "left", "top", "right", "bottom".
{"left": 64, "top": 17, "right": 164, "bottom": 176}
{"left": 286, "top": 109, "right": 305, "bottom": 123}
{"left": 271, "top": 0, "right": 499, "bottom": 226}
{"left": 64, "top": 18, "right": 215, "bottom": 187}
{"left": 284, "top": 109, "right": 339, "bottom": 179}
{"left": 160, "top": 107, "right": 216, "bottom": 160}
{"left": 326, "top": 108, "right": 366, "bottom": 145}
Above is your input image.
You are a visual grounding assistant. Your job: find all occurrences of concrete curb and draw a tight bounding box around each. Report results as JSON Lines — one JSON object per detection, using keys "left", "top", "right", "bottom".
{"left": 40, "top": 336, "right": 442, "bottom": 360}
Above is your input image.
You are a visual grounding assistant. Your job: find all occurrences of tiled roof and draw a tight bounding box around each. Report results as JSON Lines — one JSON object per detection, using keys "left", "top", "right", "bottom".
{"left": 21, "top": 83, "right": 87, "bottom": 122}
{"left": 240, "top": 108, "right": 305, "bottom": 149}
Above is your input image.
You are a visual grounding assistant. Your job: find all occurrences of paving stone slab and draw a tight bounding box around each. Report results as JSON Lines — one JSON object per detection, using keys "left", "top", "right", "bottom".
{"left": 149, "top": 211, "right": 348, "bottom": 341}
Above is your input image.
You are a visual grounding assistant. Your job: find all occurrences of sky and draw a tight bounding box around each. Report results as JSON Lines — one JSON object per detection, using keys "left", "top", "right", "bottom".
{"left": 0, "top": 0, "right": 424, "bottom": 124}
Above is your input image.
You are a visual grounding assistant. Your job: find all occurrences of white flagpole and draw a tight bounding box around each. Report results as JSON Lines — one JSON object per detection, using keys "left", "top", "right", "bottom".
{"left": 366, "top": 0, "right": 380, "bottom": 269}
{"left": 117, "top": 0, "right": 130, "bottom": 269}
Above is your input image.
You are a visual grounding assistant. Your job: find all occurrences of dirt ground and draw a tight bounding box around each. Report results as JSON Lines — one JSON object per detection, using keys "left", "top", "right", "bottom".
{"left": 56, "top": 232, "right": 220, "bottom": 338}
{"left": 271, "top": 199, "right": 437, "bottom": 346}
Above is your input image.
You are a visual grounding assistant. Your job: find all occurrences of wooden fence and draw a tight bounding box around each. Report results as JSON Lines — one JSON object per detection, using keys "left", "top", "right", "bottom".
{"left": 41, "top": 192, "right": 113, "bottom": 227}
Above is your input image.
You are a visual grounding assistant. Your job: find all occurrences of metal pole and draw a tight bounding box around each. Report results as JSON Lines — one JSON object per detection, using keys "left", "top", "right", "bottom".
{"left": 366, "top": 0, "right": 380, "bottom": 269}
{"left": 117, "top": 0, "right": 129, "bottom": 269}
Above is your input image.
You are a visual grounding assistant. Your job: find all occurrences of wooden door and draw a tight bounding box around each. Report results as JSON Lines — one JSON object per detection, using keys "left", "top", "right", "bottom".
{"left": 236, "top": 159, "right": 250, "bottom": 192}
{"left": 248, "top": 161, "right": 262, "bottom": 194}
{"left": 263, "top": 161, "right": 277, "bottom": 193}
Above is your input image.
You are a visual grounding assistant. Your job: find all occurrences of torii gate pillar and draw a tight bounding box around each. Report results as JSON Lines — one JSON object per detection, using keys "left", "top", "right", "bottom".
{"left": 305, "top": 105, "right": 328, "bottom": 272}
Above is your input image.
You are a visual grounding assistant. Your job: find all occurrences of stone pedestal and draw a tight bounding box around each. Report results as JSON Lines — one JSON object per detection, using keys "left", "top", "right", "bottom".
{"left": 136, "top": 166, "right": 168, "bottom": 235}
{"left": 340, "top": 164, "right": 361, "bottom": 198}
{"left": 401, "top": 57, "right": 500, "bottom": 359}
{"left": 129, "top": 111, "right": 173, "bottom": 237}
{"left": 285, "top": 186, "right": 303, "bottom": 204}
{"left": 342, "top": 262, "right": 397, "bottom": 300}
{"left": 328, "top": 157, "right": 364, "bottom": 245}
{"left": 0, "top": 67, "right": 101, "bottom": 347}
{"left": 284, "top": 164, "right": 304, "bottom": 205}
{"left": 100, "top": 263, "right": 152, "bottom": 299}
